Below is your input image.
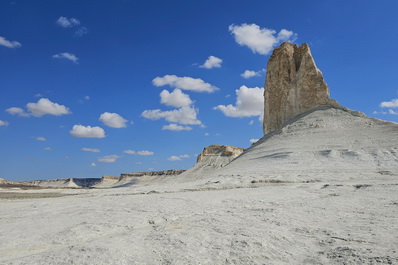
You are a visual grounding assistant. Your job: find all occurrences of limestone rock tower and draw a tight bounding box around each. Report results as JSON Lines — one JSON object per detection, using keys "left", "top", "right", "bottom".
{"left": 263, "top": 42, "right": 335, "bottom": 134}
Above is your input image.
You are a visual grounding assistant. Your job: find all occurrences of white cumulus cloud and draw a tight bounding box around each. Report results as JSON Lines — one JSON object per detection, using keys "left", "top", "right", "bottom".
{"left": 200, "top": 56, "right": 222, "bottom": 69}
{"left": 53, "top": 52, "right": 79, "bottom": 63}
{"left": 142, "top": 106, "right": 201, "bottom": 125}
{"left": 162, "top": 123, "right": 192, "bottom": 131}
{"left": 98, "top": 155, "right": 119, "bottom": 163}
{"left": 179, "top": 154, "right": 190, "bottom": 158}
{"left": 56, "top": 16, "right": 80, "bottom": 28}
{"left": 70, "top": 125, "right": 105, "bottom": 138}
{"left": 229, "top": 23, "right": 296, "bottom": 55}
{"left": 214, "top": 86, "right": 264, "bottom": 117}
{"left": 153, "top": 75, "right": 218, "bottom": 93}
{"left": 27, "top": 98, "right": 71, "bottom": 117}
{"left": 241, "top": 69, "right": 265, "bottom": 79}
{"left": 380, "top": 98, "right": 398, "bottom": 108}
{"left": 82, "top": 148, "right": 101, "bottom": 153}
{"left": 0, "top": 120, "right": 9, "bottom": 126}
{"left": 168, "top": 156, "right": 182, "bottom": 161}
{"left": 160, "top": 89, "right": 193, "bottom": 107}
{"left": 90, "top": 163, "right": 97, "bottom": 167}
{"left": 0, "top": 36, "right": 22, "bottom": 48}
{"left": 36, "top": 137, "right": 46, "bottom": 141}
{"left": 99, "top": 112, "right": 128, "bottom": 128}
{"left": 249, "top": 138, "right": 259, "bottom": 143}
{"left": 6, "top": 98, "right": 71, "bottom": 117}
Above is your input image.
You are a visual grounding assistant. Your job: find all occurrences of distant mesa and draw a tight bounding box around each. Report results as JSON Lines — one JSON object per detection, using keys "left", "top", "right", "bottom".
{"left": 179, "top": 144, "right": 244, "bottom": 178}
{"left": 196, "top": 144, "right": 244, "bottom": 163}
{"left": 263, "top": 42, "right": 338, "bottom": 134}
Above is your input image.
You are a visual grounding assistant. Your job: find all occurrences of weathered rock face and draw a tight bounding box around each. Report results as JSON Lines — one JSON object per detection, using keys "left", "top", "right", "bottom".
{"left": 179, "top": 144, "right": 244, "bottom": 178}
{"left": 196, "top": 144, "right": 244, "bottom": 163}
{"left": 263, "top": 42, "right": 336, "bottom": 134}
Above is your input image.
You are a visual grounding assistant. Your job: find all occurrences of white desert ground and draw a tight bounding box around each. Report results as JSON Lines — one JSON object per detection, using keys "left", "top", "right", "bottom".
{"left": 1, "top": 106, "right": 398, "bottom": 265}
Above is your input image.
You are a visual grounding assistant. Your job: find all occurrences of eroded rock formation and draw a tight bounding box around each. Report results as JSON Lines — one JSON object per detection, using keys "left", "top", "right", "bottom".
{"left": 196, "top": 144, "right": 244, "bottom": 163}
{"left": 179, "top": 145, "right": 244, "bottom": 178}
{"left": 263, "top": 42, "right": 337, "bottom": 134}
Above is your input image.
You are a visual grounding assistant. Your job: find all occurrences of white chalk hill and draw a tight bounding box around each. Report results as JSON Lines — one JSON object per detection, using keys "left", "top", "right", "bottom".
{"left": 205, "top": 106, "right": 398, "bottom": 184}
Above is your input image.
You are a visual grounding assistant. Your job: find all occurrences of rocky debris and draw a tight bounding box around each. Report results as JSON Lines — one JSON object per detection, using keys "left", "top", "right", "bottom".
{"left": 196, "top": 144, "right": 244, "bottom": 163}
{"left": 263, "top": 42, "right": 337, "bottom": 134}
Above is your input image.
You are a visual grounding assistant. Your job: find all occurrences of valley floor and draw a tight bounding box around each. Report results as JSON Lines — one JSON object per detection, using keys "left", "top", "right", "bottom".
{"left": 1, "top": 173, "right": 397, "bottom": 264}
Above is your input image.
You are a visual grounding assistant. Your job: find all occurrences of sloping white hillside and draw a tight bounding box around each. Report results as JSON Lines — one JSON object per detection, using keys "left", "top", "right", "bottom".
{"left": 206, "top": 106, "right": 398, "bottom": 185}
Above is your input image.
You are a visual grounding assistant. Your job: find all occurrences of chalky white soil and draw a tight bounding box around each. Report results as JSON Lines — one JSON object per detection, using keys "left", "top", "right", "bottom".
{"left": 1, "top": 107, "right": 397, "bottom": 264}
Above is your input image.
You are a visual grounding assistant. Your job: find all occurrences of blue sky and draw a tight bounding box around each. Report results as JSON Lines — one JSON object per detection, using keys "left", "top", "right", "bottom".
{"left": 1, "top": 0, "right": 398, "bottom": 181}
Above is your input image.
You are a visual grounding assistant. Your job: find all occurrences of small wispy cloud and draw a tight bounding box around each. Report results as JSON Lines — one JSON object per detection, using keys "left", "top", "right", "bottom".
{"left": 56, "top": 16, "right": 89, "bottom": 37}
{"left": 168, "top": 154, "right": 190, "bottom": 161}
{"left": 53, "top": 52, "right": 79, "bottom": 64}
{"left": 36, "top": 136, "right": 46, "bottom": 141}
{"left": 56, "top": 16, "right": 80, "bottom": 28}
{"left": 200, "top": 56, "right": 222, "bottom": 69}
{"left": 98, "top": 155, "right": 120, "bottom": 163}
{"left": 241, "top": 69, "right": 265, "bottom": 79}
{"left": 123, "top": 150, "right": 154, "bottom": 156}
{"left": 0, "top": 36, "right": 22, "bottom": 49}
{"left": 168, "top": 155, "right": 181, "bottom": 161}
{"left": 162, "top": 123, "right": 193, "bottom": 131}
{"left": 74, "top": 27, "right": 89, "bottom": 37}
{"left": 44, "top": 147, "right": 52, "bottom": 151}
{"left": 0, "top": 120, "right": 9, "bottom": 127}
{"left": 82, "top": 148, "right": 101, "bottom": 153}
